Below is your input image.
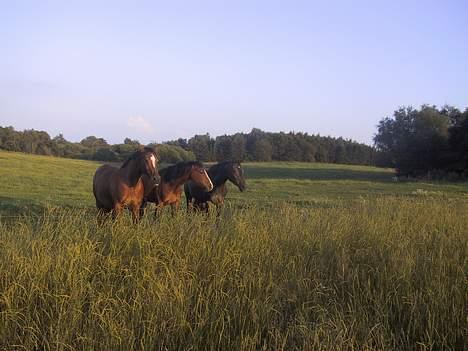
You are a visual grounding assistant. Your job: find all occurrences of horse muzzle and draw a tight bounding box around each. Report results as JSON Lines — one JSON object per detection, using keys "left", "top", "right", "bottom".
{"left": 153, "top": 175, "right": 161, "bottom": 186}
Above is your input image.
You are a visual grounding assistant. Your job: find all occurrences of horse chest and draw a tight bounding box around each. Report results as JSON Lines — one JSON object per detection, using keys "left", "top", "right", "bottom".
{"left": 118, "top": 182, "right": 144, "bottom": 205}
{"left": 160, "top": 184, "right": 183, "bottom": 205}
{"left": 210, "top": 187, "right": 226, "bottom": 204}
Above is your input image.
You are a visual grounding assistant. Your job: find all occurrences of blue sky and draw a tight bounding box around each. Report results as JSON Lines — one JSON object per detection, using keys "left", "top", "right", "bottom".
{"left": 1, "top": 0, "right": 467, "bottom": 144}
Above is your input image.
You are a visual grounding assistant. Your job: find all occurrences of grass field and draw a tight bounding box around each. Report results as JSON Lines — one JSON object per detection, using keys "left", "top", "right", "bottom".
{"left": 0, "top": 151, "right": 467, "bottom": 350}
{"left": 1, "top": 151, "right": 467, "bottom": 215}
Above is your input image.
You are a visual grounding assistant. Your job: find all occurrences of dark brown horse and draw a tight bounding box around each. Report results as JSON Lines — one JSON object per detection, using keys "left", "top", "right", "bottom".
{"left": 141, "top": 161, "right": 213, "bottom": 216}
{"left": 184, "top": 161, "right": 246, "bottom": 213}
{"left": 93, "top": 147, "right": 161, "bottom": 221}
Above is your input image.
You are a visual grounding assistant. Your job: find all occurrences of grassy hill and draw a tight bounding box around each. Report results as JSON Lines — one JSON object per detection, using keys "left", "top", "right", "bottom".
{"left": 0, "top": 151, "right": 467, "bottom": 350}
{"left": 1, "top": 150, "right": 467, "bottom": 216}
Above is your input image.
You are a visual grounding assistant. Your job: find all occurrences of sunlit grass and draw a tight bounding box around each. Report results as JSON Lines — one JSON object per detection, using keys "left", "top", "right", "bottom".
{"left": 0, "top": 199, "right": 466, "bottom": 350}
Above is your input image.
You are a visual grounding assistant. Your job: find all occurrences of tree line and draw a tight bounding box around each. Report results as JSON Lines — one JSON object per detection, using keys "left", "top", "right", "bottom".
{"left": 0, "top": 128, "right": 195, "bottom": 163}
{"left": 166, "top": 129, "right": 375, "bottom": 165}
{"left": 374, "top": 105, "right": 468, "bottom": 178}
{"left": 0, "top": 126, "right": 376, "bottom": 166}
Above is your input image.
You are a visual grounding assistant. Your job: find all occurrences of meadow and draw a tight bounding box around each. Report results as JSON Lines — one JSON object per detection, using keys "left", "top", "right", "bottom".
{"left": 0, "top": 151, "right": 467, "bottom": 350}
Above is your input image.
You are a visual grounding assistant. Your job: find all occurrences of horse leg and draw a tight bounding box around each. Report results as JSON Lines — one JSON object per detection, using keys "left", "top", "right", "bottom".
{"left": 154, "top": 204, "right": 163, "bottom": 218}
{"left": 131, "top": 204, "right": 141, "bottom": 224}
{"left": 195, "top": 201, "right": 209, "bottom": 214}
{"left": 96, "top": 199, "right": 111, "bottom": 225}
{"left": 192, "top": 201, "right": 201, "bottom": 212}
{"left": 186, "top": 197, "right": 194, "bottom": 212}
{"left": 215, "top": 198, "right": 225, "bottom": 217}
{"left": 194, "top": 202, "right": 208, "bottom": 213}
{"left": 113, "top": 203, "right": 123, "bottom": 220}
{"left": 97, "top": 208, "right": 111, "bottom": 225}
{"left": 171, "top": 201, "right": 181, "bottom": 217}
{"left": 215, "top": 204, "right": 223, "bottom": 217}
{"left": 139, "top": 200, "right": 148, "bottom": 219}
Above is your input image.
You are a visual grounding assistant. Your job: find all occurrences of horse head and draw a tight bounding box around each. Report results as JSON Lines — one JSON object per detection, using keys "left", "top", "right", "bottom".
{"left": 189, "top": 162, "right": 214, "bottom": 191}
{"left": 138, "top": 147, "right": 161, "bottom": 185}
{"left": 227, "top": 161, "right": 246, "bottom": 192}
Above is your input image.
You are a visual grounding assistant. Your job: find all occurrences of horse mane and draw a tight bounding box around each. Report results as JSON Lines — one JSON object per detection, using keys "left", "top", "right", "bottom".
{"left": 160, "top": 161, "right": 204, "bottom": 182}
{"left": 120, "top": 147, "right": 155, "bottom": 169}
{"left": 208, "top": 160, "right": 241, "bottom": 174}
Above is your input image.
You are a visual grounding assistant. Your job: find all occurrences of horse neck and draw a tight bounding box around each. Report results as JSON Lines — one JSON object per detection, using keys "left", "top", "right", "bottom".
{"left": 164, "top": 167, "right": 192, "bottom": 191}
{"left": 209, "top": 169, "right": 228, "bottom": 189}
{"left": 120, "top": 159, "right": 143, "bottom": 187}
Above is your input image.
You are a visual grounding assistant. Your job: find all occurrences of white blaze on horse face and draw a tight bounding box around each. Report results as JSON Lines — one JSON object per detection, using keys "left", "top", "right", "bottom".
{"left": 150, "top": 155, "right": 156, "bottom": 169}
{"left": 204, "top": 170, "right": 214, "bottom": 191}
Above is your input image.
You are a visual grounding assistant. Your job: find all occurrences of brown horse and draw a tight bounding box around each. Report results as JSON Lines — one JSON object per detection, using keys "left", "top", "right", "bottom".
{"left": 141, "top": 161, "right": 213, "bottom": 216}
{"left": 93, "top": 147, "right": 161, "bottom": 221}
{"left": 185, "top": 161, "right": 246, "bottom": 214}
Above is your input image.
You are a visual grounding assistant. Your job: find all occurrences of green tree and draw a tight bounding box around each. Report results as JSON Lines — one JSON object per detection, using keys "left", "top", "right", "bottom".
{"left": 374, "top": 106, "right": 450, "bottom": 175}
{"left": 215, "top": 136, "right": 233, "bottom": 161}
{"left": 231, "top": 134, "right": 246, "bottom": 161}
{"left": 254, "top": 138, "right": 273, "bottom": 161}
{"left": 188, "top": 134, "right": 214, "bottom": 161}
{"left": 448, "top": 108, "right": 468, "bottom": 172}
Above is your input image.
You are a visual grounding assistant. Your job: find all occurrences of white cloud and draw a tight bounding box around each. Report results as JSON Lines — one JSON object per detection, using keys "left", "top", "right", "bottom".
{"left": 126, "top": 116, "right": 154, "bottom": 135}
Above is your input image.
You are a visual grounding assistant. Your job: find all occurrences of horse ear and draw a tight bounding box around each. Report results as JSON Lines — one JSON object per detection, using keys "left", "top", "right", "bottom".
{"left": 152, "top": 145, "right": 160, "bottom": 158}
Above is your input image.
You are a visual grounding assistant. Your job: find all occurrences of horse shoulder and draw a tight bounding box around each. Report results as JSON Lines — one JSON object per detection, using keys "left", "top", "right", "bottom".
{"left": 218, "top": 183, "right": 228, "bottom": 196}
{"left": 165, "top": 186, "right": 183, "bottom": 205}
{"left": 128, "top": 178, "right": 146, "bottom": 206}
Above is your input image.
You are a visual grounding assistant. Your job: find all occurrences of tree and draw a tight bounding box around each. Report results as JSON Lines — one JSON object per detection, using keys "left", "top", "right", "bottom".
{"left": 214, "top": 136, "right": 233, "bottom": 161}
{"left": 0, "top": 126, "right": 21, "bottom": 151}
{"left": 254, "top": 138, "right": 273, "bottom": 161}
{"left": 448, "top": 108, "right": 468, "bottom": 172}
{"left": 374, "top": 105, "right": 451, "bottom": 175}
{"left": 124, "top": 138, "right": 140, "bottom": 146}
{"left": 80, "top": 136, "right": 109, "bottom": 149}
{"left": 20, "top": 130, "right": 54, "bottom": 155}
{"left": 231, "top": 134, "right": 246, "bottom": 161}
{"left": 93, "top": 148, "right": 118, "bottom": 161}
{"left": 188, "top": 134, "right": 214, "bottom": 161}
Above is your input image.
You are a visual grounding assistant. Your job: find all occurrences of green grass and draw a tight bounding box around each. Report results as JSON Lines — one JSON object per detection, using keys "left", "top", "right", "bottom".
{"left": 1, "top": 151, "right": 467, "bottom": 215}
{"left": 0, "top": 151, "right": 467, "bottom": 350}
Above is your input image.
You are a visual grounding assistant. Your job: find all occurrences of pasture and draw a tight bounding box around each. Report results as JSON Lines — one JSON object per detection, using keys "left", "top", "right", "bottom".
{"left": 0, "top": 150, "right": 467, "bottom": 350}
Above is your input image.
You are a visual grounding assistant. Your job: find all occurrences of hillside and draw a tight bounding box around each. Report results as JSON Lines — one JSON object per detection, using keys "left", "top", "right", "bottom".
{"left": 1, "top": 150, "right": 467, "bottom": 216}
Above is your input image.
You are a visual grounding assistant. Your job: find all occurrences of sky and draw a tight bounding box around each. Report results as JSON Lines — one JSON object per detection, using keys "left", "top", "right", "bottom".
{"left": 1, "top": 0, "right": 467, "bottom": 145}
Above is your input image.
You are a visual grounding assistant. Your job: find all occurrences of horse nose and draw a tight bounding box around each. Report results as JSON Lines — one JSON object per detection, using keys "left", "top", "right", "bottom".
{"left": 153, "top": 175, "right": 161, "bottom": 185}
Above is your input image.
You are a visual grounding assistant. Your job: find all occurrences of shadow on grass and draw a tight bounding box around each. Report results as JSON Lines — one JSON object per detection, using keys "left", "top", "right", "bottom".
{"left": 0, "top": 196, "right": 97, "bottom": 220}
{"left": 0, "top": 196, "right": 47, "bottom": 218}
{"left": 243, "top": 166, "right": 393, "bottom": 182}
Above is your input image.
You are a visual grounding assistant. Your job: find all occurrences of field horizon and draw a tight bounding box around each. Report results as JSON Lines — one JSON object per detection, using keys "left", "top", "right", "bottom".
{"left": 1, "top": 150, "right": 467, "bottom": 216}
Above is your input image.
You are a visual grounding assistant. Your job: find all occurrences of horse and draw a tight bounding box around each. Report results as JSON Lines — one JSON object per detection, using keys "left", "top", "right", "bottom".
{"left": 141, "top": 161, "right": 213, "bottom": 216}
{"left": 92, "top": 147, "right": 161, "bottom": 222}
{"left": 184, "top": 161, "right": 246, "bottom": 213}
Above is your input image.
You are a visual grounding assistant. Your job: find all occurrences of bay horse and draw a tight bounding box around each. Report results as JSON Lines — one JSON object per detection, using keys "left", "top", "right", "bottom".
{"left": 141, "top": 161, "right": 213, "bottom": 216}
{"left": 184, "top": 161, "right": 246, "bottom": 213}
{"left": 93, "top": 147, "right": 161, "bottom": 222}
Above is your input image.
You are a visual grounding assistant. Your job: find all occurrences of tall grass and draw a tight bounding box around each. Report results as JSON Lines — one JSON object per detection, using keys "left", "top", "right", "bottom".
{"left": 0, "top": 198, "right": 466, "bottom": 350}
